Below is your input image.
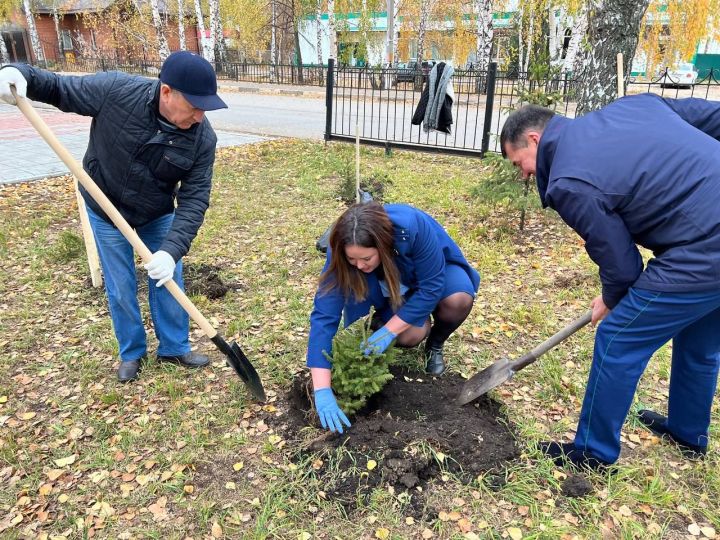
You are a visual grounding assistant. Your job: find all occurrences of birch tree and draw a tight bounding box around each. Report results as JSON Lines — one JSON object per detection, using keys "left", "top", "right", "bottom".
{"left": 22, "top": 0, "right": 44, "bottom": 63}
{"left": 52, "top": 1, "right": 62, "bottom": 57}
{"left": 149, "top": 0, "right": 171, "bottom": 60}
{"left": 209, "top": 0, "right": 226, "bottom": 61}
{"left": 178, "top": 0, "right": 186, "bottom": 50}
{"left": 562, "top": 5, "right": 587, "bottom": 74}
{"left": 316, "top": 0, "right": 323, "bottom": 64}
{"left": 474, "top": 0, "right": 493, "bottom": 70}
{"left": 0, "top": 32, "right": 9, "bottom": 63}
{"left": 327, "top": 0, "right": 336, "bottom": 58}
{"left": 194, "top": 0, "right": 214, "bottom": 61}
{"left": 575, "top": 0, "right": 651, "bottom": 114}
{"left": 270, "top": 0, "right": 277, "bottom": 78}
{"left": 415, "top": 0, "right": 435, "bottom": 67}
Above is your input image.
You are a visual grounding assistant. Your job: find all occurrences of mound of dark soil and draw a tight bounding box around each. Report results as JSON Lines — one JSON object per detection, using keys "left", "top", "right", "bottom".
{"left": 281, "top": 367, "right": 519, "bottom": 510}
{"left": 183, "top": 263, "right": 231, "bottom": 299}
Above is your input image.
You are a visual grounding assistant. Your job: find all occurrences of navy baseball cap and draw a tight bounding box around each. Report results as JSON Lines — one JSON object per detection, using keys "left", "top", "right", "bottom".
{"left": 160, "top": 51, "right": 228, "bottom": 111}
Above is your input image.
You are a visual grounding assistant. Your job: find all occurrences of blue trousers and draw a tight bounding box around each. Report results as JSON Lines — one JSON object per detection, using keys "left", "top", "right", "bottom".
{"left": 87, "top": 207, "right": 190, "bottom": 362}
{"left": 343, "top": 263, "right": 476, "bottom": 327}
{"left": 576, "top": 287, "right": 720, "bottom": 463}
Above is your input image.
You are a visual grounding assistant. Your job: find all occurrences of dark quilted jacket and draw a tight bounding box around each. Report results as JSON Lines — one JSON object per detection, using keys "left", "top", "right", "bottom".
{"left": 12, "top": 64, "right": 217, "bottom": 261}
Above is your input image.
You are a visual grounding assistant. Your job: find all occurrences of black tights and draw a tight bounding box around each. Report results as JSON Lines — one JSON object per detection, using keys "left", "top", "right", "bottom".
{"left": 426, "top": 292, "right": 474, "bottom": 350}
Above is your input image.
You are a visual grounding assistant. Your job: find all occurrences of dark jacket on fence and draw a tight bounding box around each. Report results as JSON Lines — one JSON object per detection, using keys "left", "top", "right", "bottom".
{"left": 306, "top": 203, "right": 480, "bottom": 368}
{"left": 12, "top": 64, "right": 217, "bottom": 261}
{"left": 536, "top": 93, "right": 720, "bottom": 309}
{"left": 411, "top": 62, "right": 454, "bottom": 134}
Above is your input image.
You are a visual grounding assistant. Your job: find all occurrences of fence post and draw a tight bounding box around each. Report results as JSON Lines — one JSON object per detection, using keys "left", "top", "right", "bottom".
{"left": 324, "top": 58, "right": 335, "bottom": 141}
{"left": 480, "top": 61, "right": 497, "bottom": 157}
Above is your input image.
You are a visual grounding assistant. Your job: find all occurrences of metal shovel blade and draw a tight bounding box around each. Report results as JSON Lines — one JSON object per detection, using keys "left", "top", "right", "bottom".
{"left": 212, "top": 334, "right": 266, "bottom": 402}
{"left": 455, "top": 357, "right": 515, "bottom": 406}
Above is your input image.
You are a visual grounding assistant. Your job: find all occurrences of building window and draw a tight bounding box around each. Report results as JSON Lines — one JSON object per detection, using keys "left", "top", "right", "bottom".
{"left": 61, "top": 30, "right": 73, "bottom": 51}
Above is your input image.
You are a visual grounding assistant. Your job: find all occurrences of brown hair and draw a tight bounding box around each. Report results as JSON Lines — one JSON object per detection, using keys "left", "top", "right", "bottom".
{"left": 319, "top": 202, "right": 403, "bottom": 309}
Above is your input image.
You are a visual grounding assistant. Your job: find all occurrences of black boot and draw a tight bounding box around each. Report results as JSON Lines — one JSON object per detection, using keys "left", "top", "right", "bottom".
{"left": 637, "top": 409, "right": 707, "bottom": 459}
{"left": 157, "top": 351, "right": 209, "bottom": 368}
{"left": 538, "top": 441, "right": 612, "bottom": 472}
{"left": 117, "top": 356, "right": 145, "bottom": 383}
{"left": 424, "top": 345, "right": 446, "bottom": 376}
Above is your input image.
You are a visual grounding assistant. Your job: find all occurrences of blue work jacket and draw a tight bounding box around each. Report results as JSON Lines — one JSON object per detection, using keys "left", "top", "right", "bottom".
{"left": 536, "top": 93, "right": 720, "bottom": 308}
{"left": 306, "top": 204, "right": 480, "bottom": 369}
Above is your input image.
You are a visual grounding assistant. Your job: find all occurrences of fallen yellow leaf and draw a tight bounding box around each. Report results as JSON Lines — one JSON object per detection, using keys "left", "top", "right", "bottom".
{"left": 53, "top": 455, "right": 76, "bottom": 467}
{"left": 233, "top": 462, "right": 244, "bottom": 471}
{"left": 507, "top": 527, "right": 523, "bottom": 540}
{"left": 375, "top": 527, "right": 390, "bottom": 540}
{"left": 211, "top": 521, "right": 223, "bottom": 538}
{"left": 367, "top": 460, "right": 377, "bottom": 471}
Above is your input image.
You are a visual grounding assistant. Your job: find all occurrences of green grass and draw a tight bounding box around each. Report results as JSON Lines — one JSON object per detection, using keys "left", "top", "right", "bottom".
{"left": 0, "top": 141, "right": 718, "bottom": 539}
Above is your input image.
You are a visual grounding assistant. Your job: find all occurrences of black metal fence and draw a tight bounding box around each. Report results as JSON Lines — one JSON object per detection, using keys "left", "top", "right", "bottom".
{"left": 325, "top": 61, "right": 720, "bottom": 157}
{"left": 325, "top": 59, "right": 581, "bottom": 157}
{"left": 46, "top": 55, "right": 329, "bottom": 86}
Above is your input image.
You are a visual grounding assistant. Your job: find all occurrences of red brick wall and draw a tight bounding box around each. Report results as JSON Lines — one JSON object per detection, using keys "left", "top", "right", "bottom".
{"left": 14, "top": 10, "right": 200, "bottom": 63}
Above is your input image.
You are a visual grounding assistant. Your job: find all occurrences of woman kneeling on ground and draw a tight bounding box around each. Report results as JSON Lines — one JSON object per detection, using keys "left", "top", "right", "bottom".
{"left": 307, "top": 202, "right": 481, "bottom": 433}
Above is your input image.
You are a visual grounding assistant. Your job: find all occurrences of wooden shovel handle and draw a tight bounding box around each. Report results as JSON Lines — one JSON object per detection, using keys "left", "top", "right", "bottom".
{"left": 511, "top": 310, "right": 592, "bottom": 372}
{"left": 13, "top": 90, "right": 218, "bottom": 339}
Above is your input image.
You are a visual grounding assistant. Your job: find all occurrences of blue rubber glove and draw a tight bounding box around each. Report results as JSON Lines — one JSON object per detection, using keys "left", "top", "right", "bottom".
{"left": 314, "top": 388, "right": 351, "bottom": 433}
{"left": 361, "top": 326, "right": 397, "bottom": 356}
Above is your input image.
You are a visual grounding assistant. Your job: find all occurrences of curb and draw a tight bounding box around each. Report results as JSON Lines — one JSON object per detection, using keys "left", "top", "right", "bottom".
{"left": 217, "top": 84, "right": 325, "bottom": 98}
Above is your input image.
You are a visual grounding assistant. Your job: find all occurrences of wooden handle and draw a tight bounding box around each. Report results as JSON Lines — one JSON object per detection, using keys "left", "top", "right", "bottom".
{"left": 511, "top": 310, "right": 592, "bottom": 372}
{"left": 13, "top": 90, "right": 218, "bottom": 339}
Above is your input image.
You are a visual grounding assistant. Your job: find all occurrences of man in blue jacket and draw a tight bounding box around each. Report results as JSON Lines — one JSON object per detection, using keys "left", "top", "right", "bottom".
{"left": 501, "top": 95, "right": 720, "bottom": 469}
{"left": 0, "top": 51, "right": 227, "bottom": 382}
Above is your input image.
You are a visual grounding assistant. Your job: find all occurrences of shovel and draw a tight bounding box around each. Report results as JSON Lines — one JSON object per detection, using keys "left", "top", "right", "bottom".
{"left": 456, "top": 310, "right": 592, "bottom": 406}
{"left": 13, "top": 90, "right": 266, "bottom": 402}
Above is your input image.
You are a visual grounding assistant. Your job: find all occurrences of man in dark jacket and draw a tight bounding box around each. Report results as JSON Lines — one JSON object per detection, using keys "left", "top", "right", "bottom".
{"left": 0, "top": 51, "right": 227, "bottom": 382}
{"left": 500, "top": 95, "right": 720, "bottom": 469}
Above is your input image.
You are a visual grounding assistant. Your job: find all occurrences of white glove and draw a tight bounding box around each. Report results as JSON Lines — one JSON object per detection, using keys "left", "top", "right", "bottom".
{"left": 144, "top": 250, "right": 176, "bottom": 287}
{"left": 0, "top": 67, "right": 28, "bottom": 105}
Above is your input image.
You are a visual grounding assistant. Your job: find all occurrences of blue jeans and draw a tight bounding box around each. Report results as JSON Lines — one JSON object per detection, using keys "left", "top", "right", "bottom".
{"left": 575, "top": 287, "right": 720, "bottom": 463}
{"left": 87, "top": 207, "right": 190, "bottom": 362}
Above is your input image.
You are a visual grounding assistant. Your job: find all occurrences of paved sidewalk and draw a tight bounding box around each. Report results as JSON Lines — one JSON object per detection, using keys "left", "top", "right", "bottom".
{"left": 0, "top": 102, "right": 268, "bottom": 185}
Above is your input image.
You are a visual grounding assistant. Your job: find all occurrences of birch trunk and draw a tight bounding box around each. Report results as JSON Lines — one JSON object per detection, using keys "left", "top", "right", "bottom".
{"left": 178, "top": 0, "right": 186, "bottom": 50}
{"left": 316, "top": 0, "right": 323, "bottom": 65}
{"left": 523, "top": 8, "right": 534, "bottom": 73}
{"left": 517, "top": 6, "right": 524, "bottom": 73}
{"left": 562, "top": 6, "right": 587, "bottom": 74}
{"left": 327, "top": 0, "right": 336, "bottom": 59}
{"left": 575, "top": 0, "right": 651, "bottom": 115}
{"left": 474, "top": 0, "right": 493, "bottom": 70}
{"left": 270, "top": 0, "right": 277, "bottom": 80}
{"left": 52, "top": 5, "right": 62, "bottom": 57}
{"left": 194, "top": 0, "right": 214, "bottom": 62}
{"left": 0, "top": 36, "right": 9, "bottom": 63}
{"left": 23, "top": 0, "right": 45, "bottom": 64}
{"left": 209, "top": 0, "right": 225, "bottom": 61}
{"left": 416, "top": 0, "right": 434, "bottom": 66}
{"left": 149, "top": 0, "right": 171, "bottom": 60}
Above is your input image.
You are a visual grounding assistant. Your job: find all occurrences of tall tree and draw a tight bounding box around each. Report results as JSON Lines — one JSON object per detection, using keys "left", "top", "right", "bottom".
{"left": 22, "top": 0, "right": 44, "bottom": 63}
{"left": 209, "top": 0, "right": 226, "bottom": 61}
{"left": 327, "top": 0, "right": 336, "bottom": 58}
{"left": 575, "top": 0, "right": 651, "bottom": 114}
{"left": 0, "top": 35, "right": 8, "bottom": 63}
{"left": 194, "top": 0, "right": 214, "bottom": 61}
{"left": 561, "top": 5, "right": 587, "bottom": 74}
{"left": 316, "top": 0, "right": 323, "bottom": 64}
{"left": 149, "top": 0, "right": 171, "bottom": 59}
{"left": 415, "top": 0, "right": 435, "bottom": 66}
{"left": 178, "top": 0, "right": 186, "bottom": 50}
{"left": 474, "top": 0, "right": 493, "bottom": 70}
{"left": 639, "top": 0, "right": 720, "bottom": 74}
{"left": 52, "top": 0, "right": 63, "bottom": 57}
